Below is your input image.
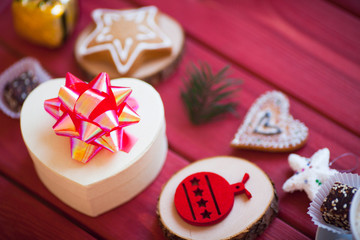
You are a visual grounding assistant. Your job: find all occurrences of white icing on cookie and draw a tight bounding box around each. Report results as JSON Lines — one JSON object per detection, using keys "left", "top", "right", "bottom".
{"left": 231, "top": 91, "right": 308, "bottom": 151}
{"left": 78, "top": 6, "right": 172, "bottom": 75}
{"left": 282, "top": 148, "right": 338, "bottom": 200}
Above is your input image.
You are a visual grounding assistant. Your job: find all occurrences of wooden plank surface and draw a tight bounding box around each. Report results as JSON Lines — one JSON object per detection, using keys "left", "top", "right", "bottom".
{"left": 0, "top": 0, "right": 359, "bottom": 239}
{"left": 0, "top": 176, "right": 96, "bottom": 240}
{"left": 329, "top": 0, "right": 360, "bottom": 16}
{"left": 128, "top": 0, "right": 360, "bottom": 136}
{"left": 0, "top": 117, "right": 309, "bottom": 239}
{"left": 153, "top": 38, "right": 360, "bottom": 237}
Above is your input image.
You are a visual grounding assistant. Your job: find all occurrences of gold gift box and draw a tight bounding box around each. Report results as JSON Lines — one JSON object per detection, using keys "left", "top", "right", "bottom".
{"left": 12, "top": 0, "right": 77, "bottom": 48}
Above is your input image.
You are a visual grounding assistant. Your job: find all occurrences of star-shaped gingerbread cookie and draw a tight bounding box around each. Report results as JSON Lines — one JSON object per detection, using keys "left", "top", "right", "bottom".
{"left": 282, "top": 148, "right": 338, "bottom": 200}
{"left": 78, "top": 6, "right": 172, "bottom": 76}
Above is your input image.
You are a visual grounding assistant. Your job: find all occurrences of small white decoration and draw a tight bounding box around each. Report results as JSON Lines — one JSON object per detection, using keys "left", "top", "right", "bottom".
{"left": 282, "top": 148, "right": 338, "bottom": 200}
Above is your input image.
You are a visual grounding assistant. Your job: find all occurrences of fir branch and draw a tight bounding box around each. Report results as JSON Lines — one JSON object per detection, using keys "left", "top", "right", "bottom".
{"left": 181, "top": 63, "right": 242, "bottom": 125}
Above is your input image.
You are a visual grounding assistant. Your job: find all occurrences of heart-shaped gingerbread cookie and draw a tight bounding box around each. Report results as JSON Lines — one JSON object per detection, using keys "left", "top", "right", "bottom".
{"left": 231, "top": 91, "right": 308, "bottom": 152}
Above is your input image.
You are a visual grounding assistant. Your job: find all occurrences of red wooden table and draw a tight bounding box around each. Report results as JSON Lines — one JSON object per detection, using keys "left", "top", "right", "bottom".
{"left": 0, "top": 0, "right": 359, "bottom": 239}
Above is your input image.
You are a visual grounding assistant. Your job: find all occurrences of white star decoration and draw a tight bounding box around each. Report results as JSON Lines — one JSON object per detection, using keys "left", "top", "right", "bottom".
{"left": 282, "top": 148, "right": 338, "bottom": 200}
{"left": 79, "top": 6, "right": 172, "bottom": 75}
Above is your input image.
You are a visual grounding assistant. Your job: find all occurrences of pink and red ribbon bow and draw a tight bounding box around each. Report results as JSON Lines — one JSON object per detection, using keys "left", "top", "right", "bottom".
{"left": 44, "top": 72, "right": 140, "bottom": 163}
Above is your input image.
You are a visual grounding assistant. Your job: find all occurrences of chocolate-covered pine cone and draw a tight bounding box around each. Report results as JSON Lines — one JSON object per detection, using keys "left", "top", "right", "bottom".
{"left": 3, "top": 71, "right": 39, "bottom": 112}
{"left": 320, "top": 182, "right": 358, "bottom": 230}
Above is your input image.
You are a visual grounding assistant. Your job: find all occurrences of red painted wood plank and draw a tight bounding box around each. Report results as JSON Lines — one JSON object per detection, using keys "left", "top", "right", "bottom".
{"left": 128, "top": 0, "right": 360, "bottom": 136}
{"left": 157, "top": 40, "right": 360, "bottom": 159}
{"left": 154, "top": 39, "right": 360, "bottom": 237}
{"left": 0, "top": 29, "right": 358, "bottom": 239}
{"left": 0, "top": 39, "right": 19, "bottom": 72}
{"left": 0, "top": 115, "right": 312, "bottom": 239}
{"left": 0, "top": 0, "right": 358, "bottom": 238}
{"left": 328, "top": 0, "right": 360, "bottom": 16}
{"left": 0, "top": 176, "right": 96, "bottom": 240}
{"left": 258, "top": 218, "right": 310, "bottom": 240}
{"left": 1, "top": 0, "right": 359, "bottom": 134}
{"left": 0, "top": 38, "right": 356, "bottom": 238}
{"left": 0, "top": 0, "right": 10, "bottom": 14}
{"left": 0, "top": 42, "right": 315, "bottom": 238}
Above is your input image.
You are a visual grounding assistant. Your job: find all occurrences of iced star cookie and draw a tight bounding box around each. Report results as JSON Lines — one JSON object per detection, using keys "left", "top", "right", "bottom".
{"left": 75, "top": 6, "right": 184, "bottom": 82}
{"left": 282, "top": 148, "right": 338, "bottom": 200}
{"left": 231, "top": 91, "right": 308, "bottom": 152}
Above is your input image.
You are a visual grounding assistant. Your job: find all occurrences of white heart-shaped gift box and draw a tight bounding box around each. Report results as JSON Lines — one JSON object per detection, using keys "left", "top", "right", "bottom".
{"left": 20, "top": 77, "right": 167, "bottom": 217}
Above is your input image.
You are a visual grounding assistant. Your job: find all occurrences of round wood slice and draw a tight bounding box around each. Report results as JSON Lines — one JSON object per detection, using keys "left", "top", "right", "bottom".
{"left": 74, "top": 11, "right": 184, "bottom": 84}
{"left": 157, "top": 156, "right": 278, "bottom": 240}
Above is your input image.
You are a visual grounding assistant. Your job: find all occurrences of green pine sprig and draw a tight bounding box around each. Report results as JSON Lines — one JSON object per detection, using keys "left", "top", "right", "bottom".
{"left": 181, "top": 63, "right": 242, "bottom": 125}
